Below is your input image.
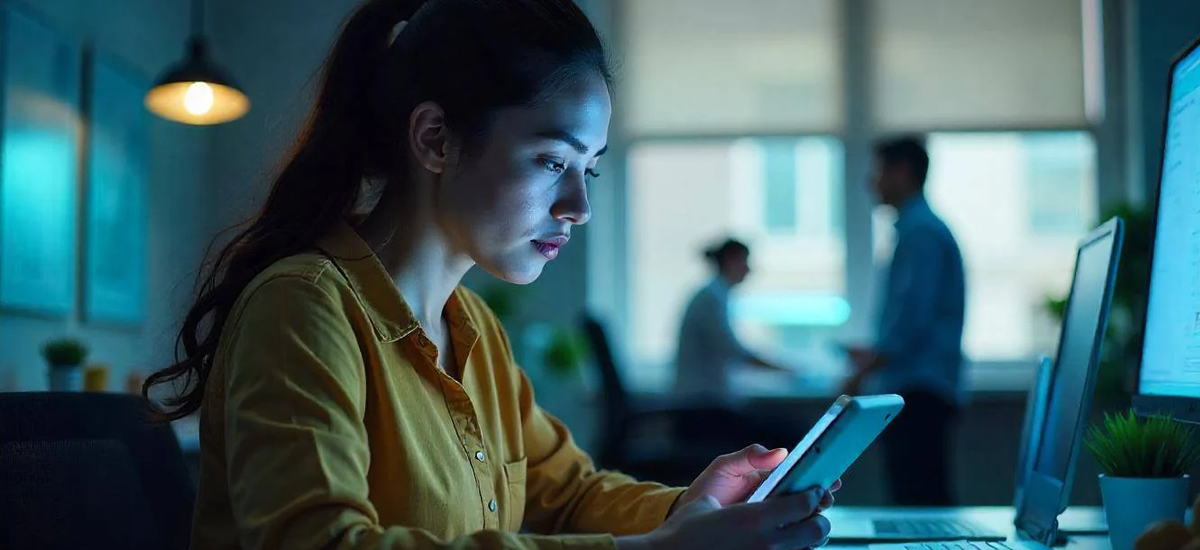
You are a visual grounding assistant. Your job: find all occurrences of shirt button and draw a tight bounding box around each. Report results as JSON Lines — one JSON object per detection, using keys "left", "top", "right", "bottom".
{"left": 475, "top": 451, "right": 485, "bottom": 462}
{"left": 489, "top": 499, "right": 497, "bottom": 512}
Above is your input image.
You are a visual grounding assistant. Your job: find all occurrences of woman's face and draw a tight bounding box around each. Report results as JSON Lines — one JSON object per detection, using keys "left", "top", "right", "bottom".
{"left": 722, "top": 251, "right": 751, "bottom": 286}
{"left": 437, "top": 72, "right": 611, "bottom": 285}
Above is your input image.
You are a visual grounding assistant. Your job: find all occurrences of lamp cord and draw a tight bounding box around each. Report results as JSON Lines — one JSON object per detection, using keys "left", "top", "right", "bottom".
{"left": 190, "top": 0, "right": 204, "bottom": 39}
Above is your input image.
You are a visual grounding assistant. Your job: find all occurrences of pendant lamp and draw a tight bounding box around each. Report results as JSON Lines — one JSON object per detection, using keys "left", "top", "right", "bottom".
{"left": 144, "top": 0, "right": 249, "bottom": 125}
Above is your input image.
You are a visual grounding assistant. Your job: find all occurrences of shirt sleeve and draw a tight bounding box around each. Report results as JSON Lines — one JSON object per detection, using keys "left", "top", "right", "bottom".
{"left": 876, "top": 227, "right": 945, "bottom": 359}
{"left": 515, "top": 369, "right": 685, "bottom": 536}
{"left": 220, "top": 274, "right": 618, "bottom": 550}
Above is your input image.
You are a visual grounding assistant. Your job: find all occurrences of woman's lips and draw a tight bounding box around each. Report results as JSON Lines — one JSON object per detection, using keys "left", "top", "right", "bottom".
{"left": 532, "top": 236, "right": 569, "bottom": 259}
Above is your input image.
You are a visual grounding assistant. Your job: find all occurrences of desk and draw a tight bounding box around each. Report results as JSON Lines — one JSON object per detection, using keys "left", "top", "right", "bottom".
{"left": 825, "top": 507, "right": 1110, "bottom": 549}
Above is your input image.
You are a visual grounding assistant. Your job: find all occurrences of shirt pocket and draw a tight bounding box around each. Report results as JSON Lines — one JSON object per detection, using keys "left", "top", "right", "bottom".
{"left": 502, "top": 457, "right": 528, "bottom": 532}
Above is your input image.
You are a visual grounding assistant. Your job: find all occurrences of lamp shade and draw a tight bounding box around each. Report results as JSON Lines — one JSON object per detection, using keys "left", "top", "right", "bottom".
{"left": 144, "top": 38, "right": 249, "bottom": 125}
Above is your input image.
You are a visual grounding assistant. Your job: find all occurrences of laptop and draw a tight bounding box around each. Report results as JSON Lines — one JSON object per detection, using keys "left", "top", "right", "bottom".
{"left": 828, "top": 358, "right": 1050, "bottom": 543}
{"left": 868, "top": 217, "right": 1124, "bottom": 550}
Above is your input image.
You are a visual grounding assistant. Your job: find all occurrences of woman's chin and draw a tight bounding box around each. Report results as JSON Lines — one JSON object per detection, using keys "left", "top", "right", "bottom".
{"left": 479, "top": 259, "right": 546, "bottom": 286}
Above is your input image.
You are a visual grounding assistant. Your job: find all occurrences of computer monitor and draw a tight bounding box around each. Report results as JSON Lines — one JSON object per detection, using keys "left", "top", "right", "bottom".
{"left": 1017, "top": 218, "right": 1123, "bottom": 544}
{"left": 1013, "top": 356, "right": 1053, "bottom": 512}
{"left": 1134, "top": 34, "right": 1200, "bottom": 424}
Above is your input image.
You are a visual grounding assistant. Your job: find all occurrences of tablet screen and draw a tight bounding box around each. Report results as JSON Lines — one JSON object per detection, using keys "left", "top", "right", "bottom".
{"left": 748, "top": 398, "right": 847, "bottom": 502}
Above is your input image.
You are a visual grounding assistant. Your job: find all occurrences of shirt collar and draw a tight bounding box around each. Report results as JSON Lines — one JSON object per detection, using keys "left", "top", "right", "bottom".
{"left": 707, "top": 276, "right": 731, "bottom": 298}
{"left": 894, "top": 193, "right": 930, "bottom": 230}
{"left": 312, "top": 220, "right": 479, "bottom": 348}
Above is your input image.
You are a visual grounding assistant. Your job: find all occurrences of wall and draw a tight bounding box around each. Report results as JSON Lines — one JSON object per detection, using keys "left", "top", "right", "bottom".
{"left": 0, "top": 0, "right": 212, "bottom": 392}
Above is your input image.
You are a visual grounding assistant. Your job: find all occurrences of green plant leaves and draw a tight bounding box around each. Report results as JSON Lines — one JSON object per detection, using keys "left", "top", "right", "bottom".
{"left": 542, "top": 328, "right": 590, "bottom": 378}
{"left": 1084, "top": 408, "right": 1200, "bottom": 478}
{"left": 41, "top": 337, "right": 89, "bottom": 368}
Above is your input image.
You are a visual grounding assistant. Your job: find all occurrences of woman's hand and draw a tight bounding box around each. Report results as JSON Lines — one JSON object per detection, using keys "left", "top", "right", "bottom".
{"left": 1136, "top": 521, "right": 1196, "bottom": 550}
{"left": 673, "top": 444, "right": 840, "bottom": 510}
{"left": 618, "top": 488, "right": 831, "bottom": 550}
{"left": 1134, "top": 494, "right": 1200, "bottom": 550}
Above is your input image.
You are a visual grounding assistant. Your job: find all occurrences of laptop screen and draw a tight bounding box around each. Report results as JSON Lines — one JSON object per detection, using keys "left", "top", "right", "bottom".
{"left": 1016, "top": 220, "right": 1121, "bottom": 541}
{"left": 1032, "top": 235, "right": 1115, "bottom": 481}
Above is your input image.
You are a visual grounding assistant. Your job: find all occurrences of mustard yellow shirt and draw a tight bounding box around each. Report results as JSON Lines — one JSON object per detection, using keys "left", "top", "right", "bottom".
{"left": 191, "top": 221, "right": 684, "bottom": 550}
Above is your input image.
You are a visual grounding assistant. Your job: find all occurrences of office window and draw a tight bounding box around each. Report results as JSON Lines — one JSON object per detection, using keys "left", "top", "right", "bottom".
{"left": 610, "top": 0, "right": 1112, "bottom": 392}
{"left": 872, "top": 132, "right": 1097, "bottom": 361}
{"left": 870, "top": 0, "right": 1089, "bottom": 130}
{"left": 1025, "top": 133, "right": 1096, "bottom": 234}
{"left": 621, "top": 0, "right": 842, "bottom": 135}
{"left": 762, "top": 139, "right": 799, "bottom": 232}
{"left": 751, "top": 138, "right": 845, "bottom": 236}
{"left": 627, "top": 138, "right": 846, "bottom": 387}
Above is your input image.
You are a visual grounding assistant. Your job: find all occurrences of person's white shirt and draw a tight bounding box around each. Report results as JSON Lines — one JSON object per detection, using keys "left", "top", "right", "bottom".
{"left": 674, "top": 277, "right": 759, "bottom": 399}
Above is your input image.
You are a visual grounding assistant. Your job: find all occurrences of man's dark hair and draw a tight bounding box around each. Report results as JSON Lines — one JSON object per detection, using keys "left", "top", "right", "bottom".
{"left": 874, "top": 135, "right": 930, "bottom": 188}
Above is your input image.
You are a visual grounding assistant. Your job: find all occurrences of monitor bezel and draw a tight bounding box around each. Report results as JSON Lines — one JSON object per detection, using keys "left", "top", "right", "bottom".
{"left": 1133, "top": 33, "right": 1200, "bottom": 424}
{"left": 1012, "top": 355, "right": 1054, "bottom": 516}
{"left": 1016, "top": 217, "right": 1124, "bottom": 544}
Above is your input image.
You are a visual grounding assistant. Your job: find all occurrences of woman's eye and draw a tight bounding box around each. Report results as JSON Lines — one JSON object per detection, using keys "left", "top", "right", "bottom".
{"left": 541, "top": 159, "right": 566, "bottom": 174}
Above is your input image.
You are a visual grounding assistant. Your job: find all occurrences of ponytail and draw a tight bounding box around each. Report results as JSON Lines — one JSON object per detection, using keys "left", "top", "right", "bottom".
{"left": 143, "top": 0, "right": 424, "bottom": 421}
{"left": 704, "top": 238, "right": 750, "bottom": 270}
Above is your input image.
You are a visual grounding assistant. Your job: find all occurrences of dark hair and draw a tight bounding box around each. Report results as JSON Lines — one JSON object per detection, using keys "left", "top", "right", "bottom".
{"left": 704, "top": 238, "right": 750, "bottom": 270}
{"left": 874, "top": 135, "right": 930, "bottom": 188}
{"left": 144, "top": 0, "right": 614, "bottom": 421}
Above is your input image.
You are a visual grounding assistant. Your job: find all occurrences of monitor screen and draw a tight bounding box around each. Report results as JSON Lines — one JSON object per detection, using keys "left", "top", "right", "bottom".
{"left": 1139, "top": 43, "right": 1200, "bottom": 400}
{"left": 1033, "top": 233, "right": 1117, "bottom": 482}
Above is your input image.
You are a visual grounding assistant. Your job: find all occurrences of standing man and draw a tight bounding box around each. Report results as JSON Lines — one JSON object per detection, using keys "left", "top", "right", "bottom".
{"left": 844, "top": 135, "right": 966, "bottom": 506}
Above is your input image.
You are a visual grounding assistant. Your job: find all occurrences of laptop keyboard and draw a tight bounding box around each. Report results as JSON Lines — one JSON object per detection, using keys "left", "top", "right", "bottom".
{"left": 874, "top": 520, "right": 1001, "bottom": 539}
{"left": 902, "top": 542, "right": 1022, "bottom": 550}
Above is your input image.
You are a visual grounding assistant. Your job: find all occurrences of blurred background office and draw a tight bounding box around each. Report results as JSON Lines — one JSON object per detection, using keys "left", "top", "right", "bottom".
{"left": 0, "top": 0, "right": 1197, "bottom": 509}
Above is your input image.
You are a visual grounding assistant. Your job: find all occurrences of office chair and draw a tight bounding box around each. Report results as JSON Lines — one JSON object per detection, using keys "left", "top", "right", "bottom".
{"left": 0, "top": 392, "right": 195, "bottom": 550}
{"left": 580, "top": 313, "right": 754, "bottom": 485}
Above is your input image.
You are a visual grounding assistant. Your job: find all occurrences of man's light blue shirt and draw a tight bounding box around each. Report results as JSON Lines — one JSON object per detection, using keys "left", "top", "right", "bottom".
{"left": 870, "top": 194, "right": 967, "bottom": 404}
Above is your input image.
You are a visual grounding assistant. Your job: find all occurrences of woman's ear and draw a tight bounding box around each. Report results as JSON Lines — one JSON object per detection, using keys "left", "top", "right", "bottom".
{"left": 408, "top": 101, "right": 448, "bottom": 174}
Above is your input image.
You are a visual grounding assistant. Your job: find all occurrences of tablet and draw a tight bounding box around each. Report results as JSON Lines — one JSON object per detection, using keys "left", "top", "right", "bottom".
{"left": 746, "top": 394, "right": 904, "bottom": 503}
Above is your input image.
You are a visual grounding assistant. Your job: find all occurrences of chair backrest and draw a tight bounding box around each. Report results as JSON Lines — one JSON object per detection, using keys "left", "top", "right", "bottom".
{"left": 580, "top": 313, "right": 632, "bottom": 465}
{"left": 0, "top": 391, "right": 195, "bottom": 550}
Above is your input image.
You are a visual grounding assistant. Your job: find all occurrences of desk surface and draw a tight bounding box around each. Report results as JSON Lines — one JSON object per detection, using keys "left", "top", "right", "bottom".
{"left": 826, "top": 507, "right": 1111, "bottom": 550}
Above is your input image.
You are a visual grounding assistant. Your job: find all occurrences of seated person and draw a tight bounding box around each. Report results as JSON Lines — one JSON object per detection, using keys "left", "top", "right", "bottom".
{"left": 673, "top": 238, "right": 797, "bottom": 449}
{"left": 674, "top": 238, "right": 792, "bottom": 401}
{"left": 141, "top": 2, "right": 837, "bottom": 549}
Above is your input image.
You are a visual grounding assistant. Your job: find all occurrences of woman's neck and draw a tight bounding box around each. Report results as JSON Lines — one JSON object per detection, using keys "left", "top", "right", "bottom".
{"left": 353, "top": 181, "right": 474, "bottom": 329}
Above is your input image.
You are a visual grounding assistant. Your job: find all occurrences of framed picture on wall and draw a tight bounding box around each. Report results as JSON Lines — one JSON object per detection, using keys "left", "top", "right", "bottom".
{"left": 81, "top": 50, "right": 148, "bottom": 326}
{"left": 0, "top": 3, "right": 82, "bottom": 317}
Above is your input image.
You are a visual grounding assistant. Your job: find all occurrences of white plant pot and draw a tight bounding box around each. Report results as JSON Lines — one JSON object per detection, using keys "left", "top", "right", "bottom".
{"left": 47, "top": 365, "right": 84, "bottom": 392}
{"left": 1100, "top": 474, "right": 1189, "bottom": 550}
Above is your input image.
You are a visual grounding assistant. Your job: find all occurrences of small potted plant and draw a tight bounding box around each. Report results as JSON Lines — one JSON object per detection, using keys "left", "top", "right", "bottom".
{"left": 41, "top": 337, "right": 89, "bottom": 392}
{"left": 542, "top": 327, "right": 589, "bottom": 380}
{"left": 1086, "top": 409, "right": 1200, "bottom": 550}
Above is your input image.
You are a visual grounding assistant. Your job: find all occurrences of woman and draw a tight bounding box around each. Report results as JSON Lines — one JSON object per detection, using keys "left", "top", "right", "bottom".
{"left": 144, "top": 1, "right": 835, "bottom": 549}
{"left": 675, "top": 239, "right": 791, "bottom": 400}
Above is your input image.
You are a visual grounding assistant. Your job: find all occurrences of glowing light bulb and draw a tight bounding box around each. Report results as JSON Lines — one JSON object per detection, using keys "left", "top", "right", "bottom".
{"left": 183, "top": 82, "right": 214, "bottom": 116}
